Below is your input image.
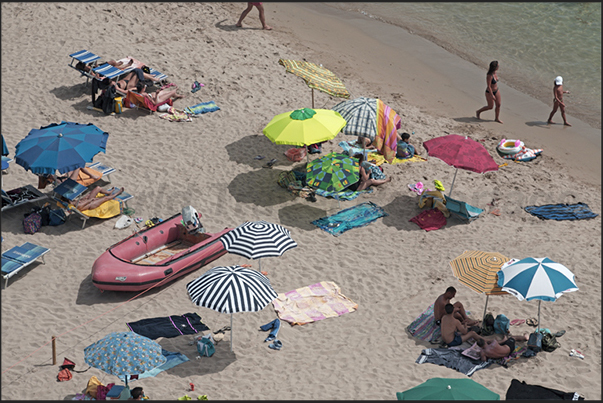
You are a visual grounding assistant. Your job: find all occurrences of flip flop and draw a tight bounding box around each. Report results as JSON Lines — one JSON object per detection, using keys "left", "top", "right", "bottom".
{"left": 554, "top": 330, "right": 566, "bottom": 338}
{"left": 510, "top": 319, "right": 525, "bottom": 326}
{"left": 268, "top": 340, "right": 282, "bottom": 350}
{"left": 526, "top": 318, "right": 538, "bottom": 327}
{"left": 214, "top": 326, "right": 231, "bottom": 334}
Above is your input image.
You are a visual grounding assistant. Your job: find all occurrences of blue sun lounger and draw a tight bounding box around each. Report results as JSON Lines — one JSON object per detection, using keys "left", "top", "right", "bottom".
{"left": 444, "top": 195, "right": 484, "bottom": 223}
{"left": 87, "top": 162, "right": 116, "bottom": 183}
{"left": 69, "top": 50, "right": 102, "bottom": 85}
{"left": 2, "top": 242, "right": 50, "bottom": 288}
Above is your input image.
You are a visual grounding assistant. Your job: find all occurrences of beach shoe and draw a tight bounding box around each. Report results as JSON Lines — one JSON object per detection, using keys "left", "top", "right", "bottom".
{"left": 254, "top": 155, "right": 265, "bottom": 160}
{"left": 198, "top": 396, "right": 208, "bottom": 400}
{"left": 268, "top": 340, "right": 282, "bottom": 350}
{"left": 569, "top": 349, "right": 584, "bottom": 359}
{"left": 214, "top": 326, "right": 231, "bottom": 334}
{"left": 526, "top": 318, "right": 538, "bottom": 327}
{"left": 263, "top": 158, "right": 278, "bottom": 168}
{"left": 510, "top": 319, "right": 525, "bottom": 326}
{"left": 178, "top": 396, "right": 192, "bottom": 400}
{"left": 554, "top": 330, "right": 566, "bottom": 338}
{"left": 191, "top": 81, "right": 204, "bottom": 93}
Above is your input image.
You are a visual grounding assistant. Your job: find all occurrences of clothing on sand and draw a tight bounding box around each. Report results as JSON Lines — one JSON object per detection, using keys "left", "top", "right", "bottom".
{"left": 126, "top": 313, "right": 210, "bottom": 339}
{"left": 506, "top": 379, "right": 584, "bottom": 400}
{"left": 416, "top": 348, "right": 493, "bottom": 377}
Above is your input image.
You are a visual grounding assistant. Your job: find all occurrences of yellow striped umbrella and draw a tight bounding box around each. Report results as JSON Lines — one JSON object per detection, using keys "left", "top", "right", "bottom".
{"left": 450, "top": 250, "right": 511, "bottom": 321}
{"left": 278, "top": 59, "right": 350, "bottom": 108}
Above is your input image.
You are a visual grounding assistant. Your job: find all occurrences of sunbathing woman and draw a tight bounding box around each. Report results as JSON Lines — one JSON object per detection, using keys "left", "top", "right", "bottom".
{"left": 73, "top": 186, "right": 124, "bottom": 211}
{"left": 139, "top": 85, "right": 184, "bottom": 106}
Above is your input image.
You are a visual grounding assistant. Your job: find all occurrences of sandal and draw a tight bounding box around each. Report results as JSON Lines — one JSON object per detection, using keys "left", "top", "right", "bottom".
{"left": 526, "top": 318, "right": 538, "bottom": 327}
{"left": 510, "top": 319, "right": 525, "bottom": 326}
{"left": 268, "top": 340, "right": 282, "bottom": 350}
{"left": 554, "top": 330, "right": 566, "bottom": 338}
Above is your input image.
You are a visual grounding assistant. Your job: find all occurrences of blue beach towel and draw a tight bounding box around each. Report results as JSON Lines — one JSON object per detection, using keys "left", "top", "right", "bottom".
{"left": 314, "top": 187, "right": 373, "bottom": 201}
{"left": 312, "top": 201, "right": 388, "bottom": 236}
{"left": 125, "top": 349, "right": 189, "bottom": 381}
{"left": 338, "top": 141, "right": 379, "bottom": 157}
{"left": 524, "top": 203, "right": 598, "bottom": 221}
{"left": 184, "top": 101, "right": 220, "bottom": 115}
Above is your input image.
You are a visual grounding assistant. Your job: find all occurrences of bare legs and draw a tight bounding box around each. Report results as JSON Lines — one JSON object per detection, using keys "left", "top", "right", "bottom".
{"left": 75, "top": 186, "right": 124, "bottom": 211}
{"left": 453, "top": 301, "right": 480, "bottom": 326}
{"left": 68, "top": 167, "right": 101, "bottom": 181}
{"left": 144, "top": 87, "right": 183, "bottom": 106}
{"left": 547, "top": 102, "right": 571, "bottom": 126}
{"left": 356, "top": 176, "right": 391, "bottom": 192}
{"left": 236, "top": 3, "right": 272, "bottom": 30}
{"left": 476, "top": 90, "right": 503, "bottom": 124}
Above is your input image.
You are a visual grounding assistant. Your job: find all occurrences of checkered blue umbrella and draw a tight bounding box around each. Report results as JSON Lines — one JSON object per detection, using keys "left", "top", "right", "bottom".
{"left": 220, "top": 220, "right": 297, "bottom": 270}
{"left": 15, "top": 121, "right": 108, "bottom": 175}
{"left": 187, "top": 265, "right": 278, "bottom": 351}
{"left": 497, "top": 257, "right": 578, "bottom": 331}
{"left": 332, "top": 97, "right": 378, "bottom": 141}
{"left": 84, "top": 332, "right": 166, "bottom": 387}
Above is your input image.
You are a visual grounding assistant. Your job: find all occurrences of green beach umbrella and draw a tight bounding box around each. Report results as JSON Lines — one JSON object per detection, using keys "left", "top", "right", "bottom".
{"left": 306, "top": 152, "right": 360, "bottom": 193}
{"left": 396, "top": 378, "right": 500, "bottom": 400}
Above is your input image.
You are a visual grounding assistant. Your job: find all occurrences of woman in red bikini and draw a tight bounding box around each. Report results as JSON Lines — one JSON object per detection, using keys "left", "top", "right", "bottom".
{"left": 476, "top": 60, "right": 503, "bottom": 124}
{"left": 236, "top": 2, "right": 272, "bottom": 30}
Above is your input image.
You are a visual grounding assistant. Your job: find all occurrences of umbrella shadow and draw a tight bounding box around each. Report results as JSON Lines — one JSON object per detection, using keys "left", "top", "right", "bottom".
{"left": 50, "top": 83, "right": 89, "bottom": 101}
{"left": 156, "top": 336, "right": 236, "bottom": 377}
{"left": 278, "top": 203, "right": 327, "bottom": 231}
{"left": 227, "top": 168, "right": 296, "bottom": 207}
{"left": 380, "top": 194, "right": 425, "bottom": 231}
{"left": 225, "top": 135, "right": 297, "bottom": 168}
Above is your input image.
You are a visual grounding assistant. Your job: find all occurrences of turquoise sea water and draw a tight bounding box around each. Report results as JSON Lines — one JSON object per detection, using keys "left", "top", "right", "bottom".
{"left": 327, "top": 2, "right": 601, "bottom": 129}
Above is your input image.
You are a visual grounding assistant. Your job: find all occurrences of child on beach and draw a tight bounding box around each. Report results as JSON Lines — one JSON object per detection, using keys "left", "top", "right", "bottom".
{"left": 396, "top": 132, "right": 419, "bottom": 159}
{"left": 547, "top": 76, "right": 571, "bottom": 126}
{"left": 236, "top": 2, "right": 272, "bottom": 30}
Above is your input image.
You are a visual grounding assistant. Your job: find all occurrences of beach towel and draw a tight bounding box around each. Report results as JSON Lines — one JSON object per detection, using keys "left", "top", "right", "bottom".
{"left": 406, "top": 303, "right": 442, "bottom": 344}
{"left": 373, "top": 99, "right": 401, "bottom": 164}
{"left": 409, "top": 209, "right": 447, "bottom": 231}
{"left": 77, "top": 199, "right": 121, "bottom": 219}
{"left": 158, "top": 107, "right": 193, "bottom": 122}
{"left": 312, "top": 201, "right": 388, "bottom": 236}
{"left": 416, "top": 348, "right": 493, "bottom": 377}
{"left": 506, "top": 379, "right": 584, "bottom": 400}
{"left": 126, "top": 313, "right": 210, "bottom": 339}
{"left": 272, "top": 281, "right": 358, "bottom": 326}
{"left": 367, "top": 152, "right": 427, "bottom": 166}
{"left": 524, "top": 203, "right": 598, "bottom": 220}
{"left": 314, "top": 187, "right": 373, "bottom": 201}
{"left": 125, "top": 90, "right": 173, "bottom": 112}
{"left": 338, "top": 141, "right": 379, "bottom": 157}
{"left": 76, "top": 168, "right": 102, "bottom": 187}
{"left": 125, "top": 349, "right": 189, "bottom": 382}
{"left": 184, "top": 101, "right": 220, "bottom": 115}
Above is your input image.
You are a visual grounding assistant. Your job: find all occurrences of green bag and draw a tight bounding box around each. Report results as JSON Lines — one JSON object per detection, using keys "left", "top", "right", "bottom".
{"left": 541, "top": 332, "right": 561, "bottom": 352}
{"left": 481, "top": 313, "right": 495, "bottom": 336}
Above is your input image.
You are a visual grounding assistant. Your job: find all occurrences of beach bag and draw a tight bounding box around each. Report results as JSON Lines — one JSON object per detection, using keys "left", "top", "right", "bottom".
{"left": 542, "top": 332, "right": 561, "bottom": 352}
{"left": 527, "top": 332, "right": 543, "bottom": 352}
{"left": 277, "top": 171, "right": 300, "bottom": 189}
{"left": 101, "top": 86, "right": 117, "bottom": 115}
{"left": 196, "top": 334, "right": 215, "bottom": 357}
{"left": 48, "top": 208, "right": 67, "bottom": 226}
{"left": 493, "top": 314, "right": 510, "bottom": 334}
{"left": 57, "top": 368, "right": 72, "bottom": 382}
{"left": 86, "top": 376, "right": 104, "bottom": 398}
{"left": 481, "top": 313, "right": 495, "bottom": 336}
{"left": 23, "top": 211, "right": 42, "bottom": 234}
{"left": 284, "top": 147, "right": 306, "bottom": 162}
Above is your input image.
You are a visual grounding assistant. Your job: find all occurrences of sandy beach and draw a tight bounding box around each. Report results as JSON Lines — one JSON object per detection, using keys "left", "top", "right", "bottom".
{"left": 1, "top": 2, "right": 600, "bottom": 400}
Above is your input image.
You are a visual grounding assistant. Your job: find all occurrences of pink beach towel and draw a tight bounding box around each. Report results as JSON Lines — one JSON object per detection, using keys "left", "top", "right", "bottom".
{"left": 409, "top": 209, "right": 447, "bottom": 231}
{"left": 272, "top": 281, "right": 358, "bottom": 326}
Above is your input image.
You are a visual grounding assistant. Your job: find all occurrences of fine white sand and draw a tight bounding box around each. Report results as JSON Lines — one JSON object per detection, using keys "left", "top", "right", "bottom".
{"left": 1, "top": 3, "right": 600, "bottom": 400}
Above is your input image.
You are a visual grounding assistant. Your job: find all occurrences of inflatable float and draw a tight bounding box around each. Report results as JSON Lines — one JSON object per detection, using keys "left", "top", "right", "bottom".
{"left": 497, "top": 139, "right": 524, "bottom": 154}
{"left": 92, "top": 208, "right": 232, "bottom": 292}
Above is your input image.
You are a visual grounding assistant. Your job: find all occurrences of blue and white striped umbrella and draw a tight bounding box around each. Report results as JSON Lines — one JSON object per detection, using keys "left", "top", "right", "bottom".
{"left": 220, "top": 220, "right": 297, "bottom": 271}
{"left": 187, "top": 265, "right": 278, "bottom": 351}
{"left": 332, "top": 97, "right": 378, "bottom": 141}
{"left": 497, "top": 257, "right": 578, "bottom": 331}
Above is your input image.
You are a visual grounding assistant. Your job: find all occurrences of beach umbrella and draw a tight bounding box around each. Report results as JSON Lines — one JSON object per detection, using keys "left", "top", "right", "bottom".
{"left": 187, "top": 265, "right": 278, "bottom": 352}
{"left": 450, "top": 250, "right": 511, "bottom": 322}
{"left": 278, "top": 59, "right": 350, "bottom": 108}
{"left": 396, "top": 377, "right": 500, "bottom": 400}
{"left": 332, "top": 97, "right": 400, "bottom": 163}
{"left": 1, "top": 134, "right": 8, "bottom": 156}
{"left": 306, "top": 152, "right": 360, "bottom": 193}
{"left": 15, "top": 121, "right": 109, "bottom": 176}
{"left": 497, "top": 257, "right": 578, "bottom": 332}
{"left": 84, "top": 331, "right": 166, "bottom": 387}
{"left": 220, "top": 220, "right": 298, "bottom": 271}
{"left": 423, "top": 134, "right": 498, "bottom": 197}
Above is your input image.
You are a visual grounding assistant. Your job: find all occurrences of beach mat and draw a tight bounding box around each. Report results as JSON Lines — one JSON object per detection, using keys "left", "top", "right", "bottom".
{"left": 416, "top": 348, "right": 492, "bottom": 377}
{"left": 524, "top": 203, "right": 598, "bottom": 220}
{"left": 506, "top": 379, "right": 584, "bottom": 400}
{"left": 312, "top": 201, "right": 388, "bottom": 236}
{"left": 367, "top": 152, "right": 427, "bottom": 166}
{"left": 126, "top": 313, "right": 209, "bottom": 339}
{"left": 405, "top": 303, "right": 442, "bottom": 344}
{"left": 184, "top": 101, "right": 220, "bottom": 115}
{"left": 125, "top": 349, "right": 189, "bottom": 382}
{"left": 409, "top": 208, "right": 447, "bottom": 231}
{"left": 272, "top": 281, "right": 358, "bottom": 326}
{"left": 314, "top": 187, "right": 373, "bottom": 201}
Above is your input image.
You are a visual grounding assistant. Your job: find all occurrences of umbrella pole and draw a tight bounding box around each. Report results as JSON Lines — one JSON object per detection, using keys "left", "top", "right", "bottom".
{"left": 311, "top": 88, "right": 314, "bottom": 109}
{"left": 537, "top": 300, "right": 541, "bottom": 333}
{"left": 125, "top": 375, "right": 128, "bottom": 388}
{"left": 448, "top": 168, "right": 459, "bottom": 198}
{"left": 482, "top": 294, "right": 490, "bottom": 324}
{"left": 230, "top": 313, "right": 233, "bottom": 352}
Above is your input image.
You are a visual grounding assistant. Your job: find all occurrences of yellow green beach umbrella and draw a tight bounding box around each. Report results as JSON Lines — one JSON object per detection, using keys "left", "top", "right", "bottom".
{"left": 279, "top": 59, "right": 350, "bottom": 108}
{"left": 306, "top": 152, "right": 360, "bottom": 193}
{"left": 263, "top": 108, "right": 346, "bottom": 147}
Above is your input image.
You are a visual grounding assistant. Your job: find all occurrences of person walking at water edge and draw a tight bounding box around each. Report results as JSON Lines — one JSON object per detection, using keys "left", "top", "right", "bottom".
{"left": 547, "top": 76, "right": 571, "bottom": 126}
{"left": 236, "top": 2, "right": 272, "bottom": 30}
{"left": 476, "top": 61, "right": 503, "bottom": 124}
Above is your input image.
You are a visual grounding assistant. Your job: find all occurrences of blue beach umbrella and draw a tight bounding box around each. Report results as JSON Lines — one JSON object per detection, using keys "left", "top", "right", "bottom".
{"left": 497, "top": 257, "right": 578, "bottom": 331}
{"left": 1, "top": 134, "right": 8, "bottom": 156}
{"left": 84, "top": 331, "right": 166, "bottom": 387}
{"left": 15, "top": 121, "right": 109, "bottom": 176}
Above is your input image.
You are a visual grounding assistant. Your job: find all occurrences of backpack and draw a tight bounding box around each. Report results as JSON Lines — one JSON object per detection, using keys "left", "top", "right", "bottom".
{"left": 542, "top": 332, "right": 561, "bottom": 352}
{"left": 23, "top": 212, "right": 42, "bottom": 234}
{"left": 101, "top": 85, "right": 117, "bottom": 115}
{"left": 481, "top": 313, "right": 495, "bottom": 336}
{"left": 196, "top": 334, "right": 215, "bottom": 357}
{"left": 48, "top": 208, "right": 67, "bottom": 226}
{"left": 493, "top": 314, "right": 510, "bottom": 334}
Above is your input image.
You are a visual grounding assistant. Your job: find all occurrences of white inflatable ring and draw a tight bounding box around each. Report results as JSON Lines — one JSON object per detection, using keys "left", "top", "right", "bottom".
{"left": 497, "top": 139, "right": 524, "bottom": 154}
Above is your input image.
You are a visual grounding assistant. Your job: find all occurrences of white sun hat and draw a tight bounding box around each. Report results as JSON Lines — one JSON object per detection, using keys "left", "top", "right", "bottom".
{"left": 555, "top": 76, "right": 563, "bottom": 85}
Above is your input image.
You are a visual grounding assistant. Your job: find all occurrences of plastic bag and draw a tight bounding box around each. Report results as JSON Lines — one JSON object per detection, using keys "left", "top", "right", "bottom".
{"left": 284, "top": 147, "right": 307, "bottom": 162}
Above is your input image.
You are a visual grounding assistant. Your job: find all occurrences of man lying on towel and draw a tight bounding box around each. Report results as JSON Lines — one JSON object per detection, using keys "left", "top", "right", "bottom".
{"left": 440, "top": 303, "right": 483, "bottom": 347}
{"left": 477, "top": 333, "right": 529, "bottom": 360}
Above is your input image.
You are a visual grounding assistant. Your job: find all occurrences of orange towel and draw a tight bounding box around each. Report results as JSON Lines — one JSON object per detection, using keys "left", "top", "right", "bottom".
{"left": 77, "top": 168, "right": 102, "bottom": 187}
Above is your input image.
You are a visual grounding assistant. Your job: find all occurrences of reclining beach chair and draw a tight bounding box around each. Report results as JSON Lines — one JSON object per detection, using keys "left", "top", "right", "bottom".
{"left": 2, "top": 242, "right": 50, "bottom": 288}
{"left": 86, "top": 162, "right": 116, "bottom": 184}
{"left": 68, "top": 50, "right": 102, "bottom": 85}
{"left": 444, "top": 195, "right": 484, "bottom": 223}
{"left": 1, "top": 185, "right": 48, "bottom": 212}
{"left": 117, "top": 56, "right": 169, "bottom": 85}
{"left": 2, "top": 156, "right": 13, "bottom": 173}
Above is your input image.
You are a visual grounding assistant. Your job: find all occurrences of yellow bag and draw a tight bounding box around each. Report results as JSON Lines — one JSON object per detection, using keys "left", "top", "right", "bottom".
{"left": 86, "top": 375, "right": 103, "bottom": 398}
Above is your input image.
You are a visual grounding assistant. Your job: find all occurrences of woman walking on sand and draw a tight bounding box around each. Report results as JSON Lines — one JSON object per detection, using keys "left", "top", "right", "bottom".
{"left": 236, "top": 2, "right": 272, "bottom": 30}
{"left": 476, "top": 60, "right": 503, "bottom": 124}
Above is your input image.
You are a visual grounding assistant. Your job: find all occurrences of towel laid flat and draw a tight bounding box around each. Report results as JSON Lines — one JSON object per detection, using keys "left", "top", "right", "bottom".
{"left": 406, "top": 303, "right": 442, "bottom": 344}
{"left": 272, "top": 281, "right": 358, "bottom": 326}
{"left": 409, "top": 209, "right": 447, "bottom": 231}
{"left": 367, "top": 152, "right": 427, "bottom": 166}
{"left": 524, "top": 203, "right": 598, "bottom": 220}
{"left": 184, "top": 101, "right": 220, "bottom": 115}
{"left": 338, "top": 141, "right": 379, "bottom": 157}
{"left": 314, "top": 187, "right": 373, "bottom": 201}
{"left": 312, "top": 201, "right": 388, "bottom": 236}
{"left": 126, "top": 313, "right": 209, "bottom": 339}
{"left": 125, "top": 349, "right": 190, "bottom": 381}
{"left": 416, "top": 348, "right": 492, "bottom": 377}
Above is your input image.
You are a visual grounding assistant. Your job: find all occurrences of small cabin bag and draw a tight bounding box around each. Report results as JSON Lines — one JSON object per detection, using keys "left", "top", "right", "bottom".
{"left": 196, "top": 333, "right": 215, "bottom": 357}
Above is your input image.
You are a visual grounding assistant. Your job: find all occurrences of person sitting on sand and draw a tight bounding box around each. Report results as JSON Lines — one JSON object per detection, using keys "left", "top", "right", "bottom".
{"left": 346, "top": 153, "right": 391, "bottom": 192}
{"left": 477, "top": 333, "right": 529, "bottom": 360}
{"left": 417, "top": 180, "right": 450, "bottom": 217}
{"left": 70, "top": 186, "right": 124, "bottom": 211}
{"left": 434, "top": 286, "right": 479, "bottom": 327}
{"left": 396, "top": 132, "right": 419, "bottom": 159}
{"left": 356, "top": 136, "right": 375, "bottom": 149}
{"left": 440, "top": 303, "right": 483, "bottom": 347}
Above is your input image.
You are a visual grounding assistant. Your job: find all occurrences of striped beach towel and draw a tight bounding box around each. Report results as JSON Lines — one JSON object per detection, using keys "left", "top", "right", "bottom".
{"left": 272, "top": 281, "right": 358, "bottom": 326}
{"left": 184, "top": 101, "right": 220, "bottom": 115}
{"left": 373, "top": 99, "right": 401, "bottom": 164}
{"left": 405, "top": 303, "right": 442, "bottom": 344}
{"left": 524, "top": 203, "right": 598, "bottom": 220}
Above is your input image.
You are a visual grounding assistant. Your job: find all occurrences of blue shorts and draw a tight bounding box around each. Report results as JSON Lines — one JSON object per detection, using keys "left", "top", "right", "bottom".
{"left": 447, "top": 332, "right": 463, "bottom": 347}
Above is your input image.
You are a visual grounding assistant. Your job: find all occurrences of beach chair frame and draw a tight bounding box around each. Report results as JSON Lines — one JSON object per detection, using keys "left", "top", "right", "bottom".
{"left": 2, "top": 242, "right": 50, "bottom": 288}
{"left": 68, "top": 50, "right": 102, "bottom": 86}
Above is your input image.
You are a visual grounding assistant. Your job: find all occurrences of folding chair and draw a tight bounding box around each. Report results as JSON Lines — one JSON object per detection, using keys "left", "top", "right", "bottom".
{"left": 2, "top": 242, "right": 50, "bottom": 288}
{"left": 1, "top": 185, "right": 48, "bottom": 212}
{"left": 444, "top": 195, "right": 484, "bottom": 223}
{"left": 92, "top": 63, "right": 135, "bottom": 81}
{"left": 50, "top": 178, "right": 91, "bottom": 228}
{"left": 68, "top": 50, "right": 102, "bottom": 85}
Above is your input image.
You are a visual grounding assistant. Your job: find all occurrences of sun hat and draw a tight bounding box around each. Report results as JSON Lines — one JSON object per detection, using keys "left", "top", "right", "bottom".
{"left": 555, "top": 76, "right": 563, "bottom": 85}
